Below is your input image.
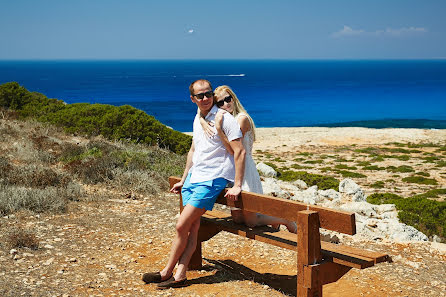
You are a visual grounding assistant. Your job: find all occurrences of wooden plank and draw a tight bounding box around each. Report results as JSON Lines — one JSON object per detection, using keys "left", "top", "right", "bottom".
{"left": 169, "top": 176, "right": 356, "bottom": 235}
{"left": 201, "top": 210, "right": 375, "bottom": 269}
{"left": 320, "top": 242, "right": 390, "bottom": 264}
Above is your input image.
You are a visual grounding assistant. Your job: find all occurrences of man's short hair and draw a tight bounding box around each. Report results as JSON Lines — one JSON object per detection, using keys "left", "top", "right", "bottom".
{"left": 189, "top": 79, "right": 212, "bottom": 96}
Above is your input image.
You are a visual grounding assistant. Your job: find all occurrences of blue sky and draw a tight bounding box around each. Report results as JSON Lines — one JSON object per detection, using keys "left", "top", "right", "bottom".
{"left": 1, "top": 0, "right": 445, "bottom": 60}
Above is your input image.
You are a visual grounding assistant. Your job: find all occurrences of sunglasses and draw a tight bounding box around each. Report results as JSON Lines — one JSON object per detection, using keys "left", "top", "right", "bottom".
{"left": 216, "top": 95, "right": 232, "bottom": 107}
{"left": 193, "top": 91, "right": 214, "bottom": 100}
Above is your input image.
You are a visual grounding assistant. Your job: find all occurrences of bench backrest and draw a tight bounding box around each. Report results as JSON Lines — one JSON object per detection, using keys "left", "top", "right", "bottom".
{"left": 169, "top": 176, "right": 356, "bottom": 235}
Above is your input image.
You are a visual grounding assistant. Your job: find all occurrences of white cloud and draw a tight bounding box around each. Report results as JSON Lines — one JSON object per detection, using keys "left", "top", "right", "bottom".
{"left": 374, "top": 27, "right": 427, "bottom": 36}
{"left": 331, "top": 25, "right": 364, "bottom": 38}
{"left": 332, "top": 26, "right": 427, "bottom": 38}
{"left": 187, "top": 29, "right": 194, "bottom": 34}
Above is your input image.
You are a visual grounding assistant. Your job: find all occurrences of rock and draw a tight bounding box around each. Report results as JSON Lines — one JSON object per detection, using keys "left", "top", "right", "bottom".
{"left": 256, "top": 162, "right": 278, "bottom": 177}
{"left": 318, "top": 189, "right": 340, "bottom": 201}
{"left": 291, "top": 186, "right": 320, "bottom": 205}
{"left": 105, "top": 264, "right": 116, "bottom": 269}
{"left": 44, "top": 244, "right": 54, "bottom": 249}
{"left": 292, "top": 179, "right": 308, "bottom": 190}
{"left": 340, "top": 202, "right": 377, "bottom": 218}
{"left": 9, "top": 249, "right": 18, "bottom": 255}
{"left": 261, "top": 178, "right": 291, "bottom": 198}
{"left": 339, "top": 178, "right": 366, "bottom": 202}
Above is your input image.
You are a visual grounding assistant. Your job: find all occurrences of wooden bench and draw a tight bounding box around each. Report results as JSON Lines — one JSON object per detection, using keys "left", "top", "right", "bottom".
{"left": 169, "top": 176, "right": 390, "bottom": 297}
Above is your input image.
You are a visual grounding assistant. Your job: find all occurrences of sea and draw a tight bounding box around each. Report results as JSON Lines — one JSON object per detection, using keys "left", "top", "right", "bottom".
{"left": 1, "top": 60, "right": 445, "bottom": 132}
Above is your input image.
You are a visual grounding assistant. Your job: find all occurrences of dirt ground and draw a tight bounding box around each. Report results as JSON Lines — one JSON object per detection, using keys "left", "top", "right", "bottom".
{"left": 1, "top": 127, "right": 446, "bottom": 296}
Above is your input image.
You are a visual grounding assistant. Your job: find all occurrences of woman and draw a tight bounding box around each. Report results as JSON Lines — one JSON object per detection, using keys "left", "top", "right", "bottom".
{"left": 199, "top": 85, "right": 297, "bottom": 233}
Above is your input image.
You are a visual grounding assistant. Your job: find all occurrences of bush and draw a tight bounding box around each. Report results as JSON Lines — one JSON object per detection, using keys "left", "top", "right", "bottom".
{"left": 6, "top": 227, "right": 39, "bottom": 250}
{"left": 402, "top": 176, "right": 438, "bottom": 185}
{"left": 370, "top": 181, "right": 385, "bottom": 189}
{"left": 338, "top": 170, "right": 366, "bottom": 178}
{"left": 335, "top": 164, "right": 357, "bottom": 170}
{"left": 362, "top": 165, "right": 385, "bottom": 171}
{"left": 0, "top": 184, "right": 72, "bottom": 215}
{"left": 0, "top": 82, "right": 192, "bottom": 154}
{"left": 386, "top": 165, "right": 415, "bottom": 173}
{"left": 279, "top": 171, "right": 339, "bottom": 190}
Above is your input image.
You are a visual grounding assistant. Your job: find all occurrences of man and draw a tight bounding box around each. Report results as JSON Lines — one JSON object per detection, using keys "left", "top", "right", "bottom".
{"left": 142, "top": 79, "right": 245, "bottom": 289}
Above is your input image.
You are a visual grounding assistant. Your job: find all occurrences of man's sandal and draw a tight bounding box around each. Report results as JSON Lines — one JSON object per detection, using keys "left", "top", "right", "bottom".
{"left": 156, "top": 276, "right": 187, "bottom": 289}
{"left": 142, "top": 271, "right": 172, "bottom": 284}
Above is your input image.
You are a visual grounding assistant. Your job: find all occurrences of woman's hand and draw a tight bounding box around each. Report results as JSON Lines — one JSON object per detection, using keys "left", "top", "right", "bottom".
{"left": 199, "top": 116, "right": 216, "bottom": 138}
{"left": 215, "top": 110, "right": 227, "bottom": 130}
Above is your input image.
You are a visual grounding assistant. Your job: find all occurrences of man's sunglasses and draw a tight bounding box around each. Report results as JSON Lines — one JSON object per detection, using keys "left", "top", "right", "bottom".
{"left": 216, "top": 95, "right": 232, "bottom": 107}
{"left": 193, "top": 91, "right": 214, "bottom": 100}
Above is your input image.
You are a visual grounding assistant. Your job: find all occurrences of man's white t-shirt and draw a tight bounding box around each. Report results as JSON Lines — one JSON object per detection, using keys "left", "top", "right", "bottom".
{"left": 189, "top": 105, "right": 242, "bottom": 183}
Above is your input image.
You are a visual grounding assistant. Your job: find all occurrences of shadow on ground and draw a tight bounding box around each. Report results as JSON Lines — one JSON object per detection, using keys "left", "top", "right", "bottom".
{"left": 186, "top": 258, "right": 297, "bottom": 296}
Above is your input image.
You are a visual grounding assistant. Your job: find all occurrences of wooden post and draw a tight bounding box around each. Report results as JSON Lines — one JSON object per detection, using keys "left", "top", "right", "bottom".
{"left": 297, "top": 210, "right": 323, "bottom": 297}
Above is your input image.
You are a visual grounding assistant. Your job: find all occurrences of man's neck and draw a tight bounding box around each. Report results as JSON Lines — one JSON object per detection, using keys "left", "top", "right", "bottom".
{"left": 199, "top": 107, "right": 212, "bottom": 118}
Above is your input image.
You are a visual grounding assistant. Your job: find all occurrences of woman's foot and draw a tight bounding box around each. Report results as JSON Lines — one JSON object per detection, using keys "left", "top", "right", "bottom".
{"left": 285, "top": 221, "right": 297, "bottom": 234}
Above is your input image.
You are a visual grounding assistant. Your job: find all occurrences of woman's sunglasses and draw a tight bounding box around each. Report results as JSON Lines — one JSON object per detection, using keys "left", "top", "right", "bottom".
{"left": 193, "top": 91, "right": 214, "bottom": 100}
{"left": 216, "top": 95, "right": 232, "bottom": 107}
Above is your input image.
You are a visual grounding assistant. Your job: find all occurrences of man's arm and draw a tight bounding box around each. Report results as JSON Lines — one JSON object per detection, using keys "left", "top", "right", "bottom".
{"left": 170, "top": 142, "right": 195, "bottom": 193}
{"left": 225, "top": 138, "right": 245, "bottom": 200}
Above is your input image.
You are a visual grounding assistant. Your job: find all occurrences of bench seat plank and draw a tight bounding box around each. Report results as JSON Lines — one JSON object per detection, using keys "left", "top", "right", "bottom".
{"left": 202, "top": 210, "right": 376, "bottom": 269}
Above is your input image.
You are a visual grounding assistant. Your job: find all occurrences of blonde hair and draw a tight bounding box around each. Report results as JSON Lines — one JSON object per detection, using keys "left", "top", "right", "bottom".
{"left": 214, "top": 85, "right": 256, "bottom": 141}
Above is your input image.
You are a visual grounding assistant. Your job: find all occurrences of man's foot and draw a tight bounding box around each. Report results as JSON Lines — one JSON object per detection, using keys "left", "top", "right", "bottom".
{"left": 142, "top": 271, "right": 172, "bottom": 284}
{"left": 286, "top": 221, "right": 298, "bottom": 234}
{"left": 157, "top": 276, "right": 187, "bottom": 289}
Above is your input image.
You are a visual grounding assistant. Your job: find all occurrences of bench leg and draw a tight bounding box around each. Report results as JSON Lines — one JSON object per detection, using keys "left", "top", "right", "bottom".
{"left": 297, "top": 210, "right": 323, "bottom": 297}
{"left": 188, "top": 221, "right": 221, "bottom": 270}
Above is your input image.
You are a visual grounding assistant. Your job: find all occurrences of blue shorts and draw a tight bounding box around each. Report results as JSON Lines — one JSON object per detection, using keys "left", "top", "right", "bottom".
{"left": 181, "top": 174, "right": 228, "bottom": 211}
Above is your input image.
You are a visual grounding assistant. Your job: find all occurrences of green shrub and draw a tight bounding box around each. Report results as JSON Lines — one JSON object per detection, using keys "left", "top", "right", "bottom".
{"left": 333, "top": 158, "right": 348, "bottom": 163}
{"left": 370, "top": 181, "right": 385, "bottom": 189}
{"left": 279, "top": 171, "right": 339, "bottom": 190}
{"left": 338, "top": 170, "right": 366, "bottom": 178}
{"left": 411, "top": 189, "right": 446, "bottom": 199}
{"left": 386, "top": 165, "right": 415, "bottom": 173}
{"left": 402, "top": 176, "right": 438, "bottom": 185}
{"left": 423, "top": 156, "right": 440, "bottom": 163}
{"left": 356, "top": 161, "right": 371, "bottom": 167}
{"left": 362, "top": 165, "right": 385, "bottom": 171}
{"left": 370, "top": 156, "right": 385, "bottom": 162}
{"left": 335, "top": 164, "right": 357, "bottom": 170}
{"left": 385, "top": 154, "right": 410, "bottom": 161}
{"left": 291, "top": 164, "right": 312, "bottom": 170}
{"left": 367, "top": 192, "right": 403, "bottom": 204}
{"left": 304, "top": 160, "right": 324, "bottom": 164}
{"left": 436, "top": 160, "right": 446, "bottom": 168}
{"left": 415, "top": 172, "right": 430, "bottom": 177}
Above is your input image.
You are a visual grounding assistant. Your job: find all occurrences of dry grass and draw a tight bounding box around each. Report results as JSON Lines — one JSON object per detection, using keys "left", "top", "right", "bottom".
{"left": 0, "top": 116, "right": 185, "bottom": 216}
{"left": 5, "top": 226, "right": 39, "bottom": 250}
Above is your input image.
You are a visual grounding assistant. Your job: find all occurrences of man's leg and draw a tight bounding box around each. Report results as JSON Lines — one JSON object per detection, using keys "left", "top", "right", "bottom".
{"left": 159, "top": 204, "right": 206, "bottom": 280}
{"left": 174, "top": 216, "right": 201, "bottom": 280}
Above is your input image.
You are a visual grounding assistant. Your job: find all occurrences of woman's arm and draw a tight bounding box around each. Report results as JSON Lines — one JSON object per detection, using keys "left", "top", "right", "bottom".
{"left": 215, "top": 110, "right": 234, "bottom": 155}
{"left": 198, "top": 109, "right": 216, "bottom": 138}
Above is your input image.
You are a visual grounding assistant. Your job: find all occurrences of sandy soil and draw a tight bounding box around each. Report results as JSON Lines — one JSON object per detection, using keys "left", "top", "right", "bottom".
{"left": 254, "top": 127, "right": 446, "bottom": 151}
